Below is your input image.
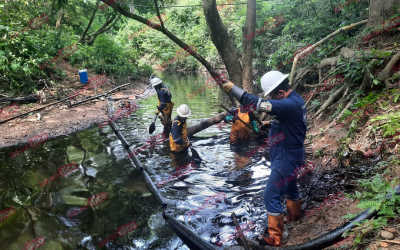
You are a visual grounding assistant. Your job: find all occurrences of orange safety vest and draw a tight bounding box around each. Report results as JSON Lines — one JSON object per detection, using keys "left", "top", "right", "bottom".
{"left": 169, "top": 120, "right": 188, "bottom": 152}
{"left": 230, "top": 107, "right": 250, "bottom": 144}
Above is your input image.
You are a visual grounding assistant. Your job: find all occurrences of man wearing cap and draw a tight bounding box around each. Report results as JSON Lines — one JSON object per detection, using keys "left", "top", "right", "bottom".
{"left": 220, "top": 71, "right": 307, "bottom": 246}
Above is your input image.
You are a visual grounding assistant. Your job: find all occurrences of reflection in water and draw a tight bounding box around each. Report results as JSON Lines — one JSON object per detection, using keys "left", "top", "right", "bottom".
{"left": 0, "top": 72, "right": 272, "bottom": 249}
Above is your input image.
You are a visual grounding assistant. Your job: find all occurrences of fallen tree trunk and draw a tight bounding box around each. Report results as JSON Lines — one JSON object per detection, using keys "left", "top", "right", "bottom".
{"left": 187, "top": 110, "right": 229, "bottom": 136}
{"left": 0, "top": 94, "right": 37, "bottom": 104}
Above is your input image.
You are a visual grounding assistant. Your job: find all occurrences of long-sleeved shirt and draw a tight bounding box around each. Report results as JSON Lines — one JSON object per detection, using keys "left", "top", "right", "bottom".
{"left": 239, "top": 90, "right": 307, "bottom": 149}
{"left": 157, "top": 85, "right": 172, "bottom": 110}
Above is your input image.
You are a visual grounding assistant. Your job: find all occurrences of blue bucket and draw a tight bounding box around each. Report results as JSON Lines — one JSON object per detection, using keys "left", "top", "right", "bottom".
{"left": 78, "top": 69, "right": 88, "bottom": 84}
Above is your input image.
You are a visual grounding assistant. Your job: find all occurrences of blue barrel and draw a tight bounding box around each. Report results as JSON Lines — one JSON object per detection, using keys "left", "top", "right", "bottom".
{"left": 78, "top": 69, "right": 88, "bottom": 84}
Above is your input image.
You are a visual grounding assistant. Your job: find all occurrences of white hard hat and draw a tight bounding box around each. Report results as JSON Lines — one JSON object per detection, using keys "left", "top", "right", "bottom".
{"left": 177, "top": 104, "right": 191, "bottom": 117}
{"left": 150, "top": 77, "right": 163, "bottom": 87}
{"left": 260, "top": 71, "right": 289, "bottom": 97}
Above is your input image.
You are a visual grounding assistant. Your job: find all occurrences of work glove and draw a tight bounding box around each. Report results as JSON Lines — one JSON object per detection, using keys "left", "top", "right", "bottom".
{"left": 260, "top": 121, "right": 271, "bottom": 129}
{"left": 259, "top": 101, "right": 272, "bottom": 113}
{"left": 225, "top": 115, "right": 234, "bottom": 123}
{"left": 221, "top": 80, "right": 234, "bottom": 93}
{"left": 156, "top": 106, "right": 164, "bottom": 114}
{"left": 251, "top": 120, "right": 259, "bottom": 133}
{"left": 155, "top": 110, "right": 160, "bottom": 115}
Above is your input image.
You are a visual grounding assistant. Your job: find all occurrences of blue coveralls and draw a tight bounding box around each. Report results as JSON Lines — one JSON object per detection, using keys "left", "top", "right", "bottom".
{"left": 240, "top": 90, "right": 307, "bottom": 215}
{"left": 156, "top": 85, "right": 172, "bottom": 110}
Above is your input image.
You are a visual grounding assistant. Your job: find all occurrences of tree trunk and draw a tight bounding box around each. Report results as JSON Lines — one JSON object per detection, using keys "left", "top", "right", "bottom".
{"left": 80, "top": 13, "right": 120, "bottom": 46}
{"left": 56, "top": 7, "right": 64, "bottom": 29}
{"left": 367, "top": 0, "right": 400, "bottom": 43}
{"left": 241, "top": 0, "right": 256, "bottom": 94}
{"left": 187, "top": 111, "right": 228, "bottom": 136}
{"left": 367, "top": 0, "right": 399, "bottom": 27}
{"left": 78, "top": 4, "right": 98, "bottom": 44}
{"left": 201, "top": 0, "right": 243, "bottom": 88}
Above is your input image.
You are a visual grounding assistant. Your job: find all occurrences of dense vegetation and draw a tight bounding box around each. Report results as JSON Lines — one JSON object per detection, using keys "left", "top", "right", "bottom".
{"left": 1, "top": 0, "right": 373, "bottom": 94}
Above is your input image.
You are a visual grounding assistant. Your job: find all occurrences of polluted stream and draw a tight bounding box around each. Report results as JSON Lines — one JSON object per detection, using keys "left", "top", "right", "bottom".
{"left": 0, "top": 72, "right": 352, "bottom": 249}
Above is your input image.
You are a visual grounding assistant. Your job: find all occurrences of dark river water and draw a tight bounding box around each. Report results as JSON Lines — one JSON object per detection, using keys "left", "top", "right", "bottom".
{"left": 0, "top": 72, "right": 275, "bottom": 250}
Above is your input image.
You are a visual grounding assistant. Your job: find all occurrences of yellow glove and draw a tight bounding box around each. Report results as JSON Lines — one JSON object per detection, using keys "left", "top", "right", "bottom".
{"left": 221, "top": 80, "right": 234, "bottom": 93}
{"left": 155, "top": 110, "right": 160, "bottom": 115}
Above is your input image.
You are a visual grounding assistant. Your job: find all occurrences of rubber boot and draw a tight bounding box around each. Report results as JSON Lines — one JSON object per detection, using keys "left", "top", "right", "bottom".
{"left": 284, "top": 199, "right": 302, "bottom": 223}
{"left": 260, "top": 214, "right": 284, "bottom": 246}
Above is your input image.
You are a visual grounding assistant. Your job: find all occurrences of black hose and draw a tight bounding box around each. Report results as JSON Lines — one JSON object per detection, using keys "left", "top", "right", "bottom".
{"left": 106, "top": 104, "right": 217, "bottom": 250}
{"left": 142, "top": 171, "right": 167, "bottom": 209}
{"left": 109, "top": 114, "right": 143, "bottom": 171}
{"left": 163, "top": 214, "right": 217, "bottom": 250}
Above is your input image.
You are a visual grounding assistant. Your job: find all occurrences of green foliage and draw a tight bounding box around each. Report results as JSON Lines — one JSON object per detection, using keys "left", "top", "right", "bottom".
{"left": 0, "top": 0, "right": 150, "bottom": 94}
{"left": 389, "top": 88, "right": 400, "bottom": 103}
{"left": 336, "top": 59, "right": 366, "bottom": 84}
{"left": 371, "top": 112, "right": 400, "bottom": 136}
{"left": 310, "top": 99, "right": 320, "bottom": 108}
{"left": 354, "top": 92, "right": 380, "bottom": 108}
{"left": 330, "top": 104, "right": 344, "bottom": 120}
{"left": 315, "top": 148, "right": 324, "bottom": 157}
{"left": 345, "top": 174, "right": 400, "bottom": 219}
{"left": 388, "top": 73, "right": 400, "bottom": 84}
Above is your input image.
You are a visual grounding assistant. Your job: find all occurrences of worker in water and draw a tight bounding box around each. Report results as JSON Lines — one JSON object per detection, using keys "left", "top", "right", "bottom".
{"left": 222, "top": 104, "right": 259, "bottom": 144}
{"left": 151, "top": 77, "right": 174, "bottom": 136}
{"left": 221, "top": 71, "right": 306, "bottom": 246}
{"left": 170, "top": 104, "right": 192, "bottom": 155}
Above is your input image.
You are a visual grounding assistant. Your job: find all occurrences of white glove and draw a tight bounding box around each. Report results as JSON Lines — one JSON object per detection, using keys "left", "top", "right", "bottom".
{"left": 259, "top": 101, "right": 272, "bottom": 112}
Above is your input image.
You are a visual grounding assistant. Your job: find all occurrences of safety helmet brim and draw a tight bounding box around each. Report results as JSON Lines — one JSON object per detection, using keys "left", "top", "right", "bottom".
{"left": 177, "top": 108, "right": 191, "bottom": 117}
{"left": 150, "top": 77, "right": 163, "bottom": 87}
{"left": 263, "top": 74, "right": 289, "bottom": 97}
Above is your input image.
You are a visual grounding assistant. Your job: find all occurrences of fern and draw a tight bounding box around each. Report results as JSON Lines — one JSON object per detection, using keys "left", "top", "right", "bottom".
{"left": 371, "top": 112, "right": 400, "bottom": 136}
{"left": 343, "top": 174, "right": 400, "bottom": 246}
{"left": 346, "top": 174, "right": 400, "bottom": 218}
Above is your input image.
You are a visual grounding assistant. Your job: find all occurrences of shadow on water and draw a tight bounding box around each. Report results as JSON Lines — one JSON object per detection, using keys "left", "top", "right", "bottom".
{"left": 0, "top": 72, "right": 288, "bottom": 249}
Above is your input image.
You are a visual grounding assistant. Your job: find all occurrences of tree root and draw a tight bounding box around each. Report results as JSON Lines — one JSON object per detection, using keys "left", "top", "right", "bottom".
{"left": 303, "top": 68, "right": 340, "bottom": 88}
{"left": 289, "top": 20, "right": 368, "bottom": 86}
{"left": 325, "top": 60, "right": 376, "bottom": 130}
{"left": 310, "top": 83, "right": 347, "bottom": 120}
{"left": 292, "top": 66, "right": 314, "bottom": 90}
{"left": 377, "top": 51, "right": 400, "bottom": 91}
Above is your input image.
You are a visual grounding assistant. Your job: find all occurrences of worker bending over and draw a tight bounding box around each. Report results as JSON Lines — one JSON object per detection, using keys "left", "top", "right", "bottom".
{"left": 221, "top": 71, "right": 307, "bottom": 246}
{"left": 223, "top": 106, "right": 259, "bottom": 144}
{"left": 170, "top": 104, "right": 192, "bottom": 155}
{"left": 151, "top": 77, "right": 174, "bottom": 136}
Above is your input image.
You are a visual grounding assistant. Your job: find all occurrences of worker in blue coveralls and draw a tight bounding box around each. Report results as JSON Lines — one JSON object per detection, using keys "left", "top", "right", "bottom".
{"left": 150, "top": 77, "right": 175, "bottom": 136}
{"left": 221, "top": 71, "right": 307, "bottom": 246}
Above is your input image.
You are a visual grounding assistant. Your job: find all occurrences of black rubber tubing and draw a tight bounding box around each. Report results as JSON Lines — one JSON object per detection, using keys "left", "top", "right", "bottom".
{"left": 163, "top": 214, "right": 218, "bottom": 250}
{"left": 106, "top": 105, "right": 217, "bottom": 250}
